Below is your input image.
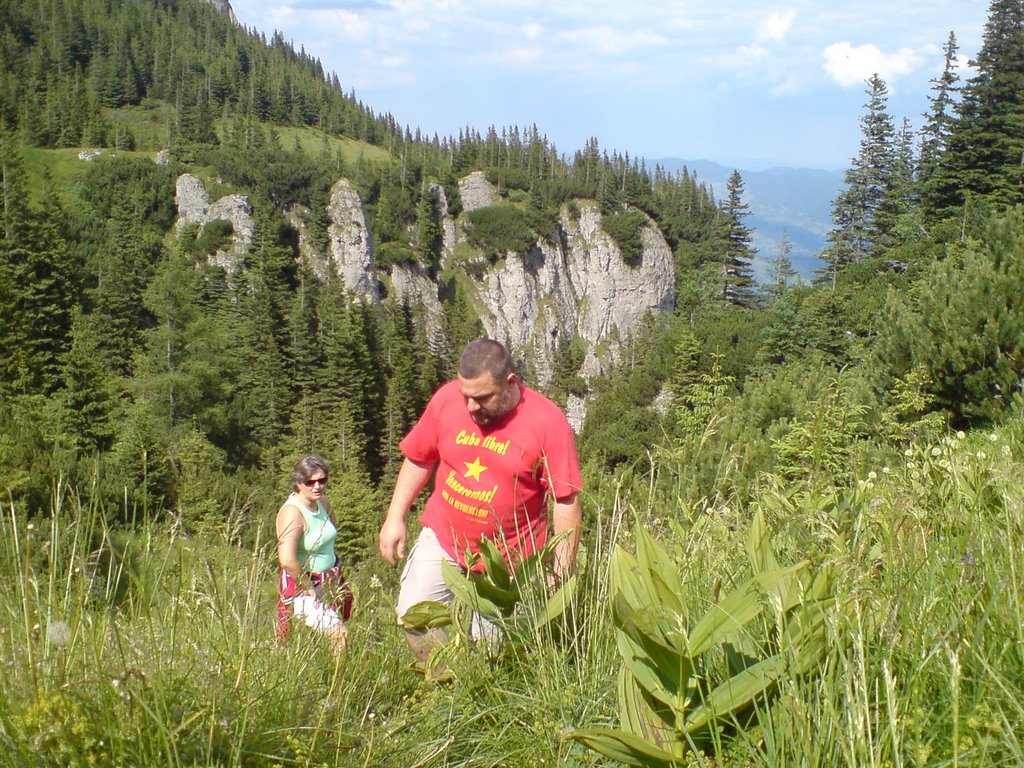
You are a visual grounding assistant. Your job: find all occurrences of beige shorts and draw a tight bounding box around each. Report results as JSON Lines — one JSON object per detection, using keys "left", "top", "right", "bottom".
{"left": 395, "top": 527, "right": 502, "bottom": 645}
{"left": 396, "top": 526, "right": 459, "bottom": 623}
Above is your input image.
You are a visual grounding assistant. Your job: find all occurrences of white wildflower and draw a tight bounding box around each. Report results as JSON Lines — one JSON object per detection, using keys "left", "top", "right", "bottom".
{"left": 956, "top": 431, "right": 966, "bottom": 440}
{"left": 46, "top": 621, "right": 72, "bottom": 648}
{"left": 989, "top": 433, "right": 998, "bottom": 442}
{"left": 867, "top": 471, "right": 877, "bottom": 480}
{"left": 369, "top": 575, "right": 382, "bottom": 589}
{"left": 931, "top": 447, "right": 942, "bottom": 457}
{"left": 882, "top": 466, "right": 891, "bottom": 474}
{"left": 904, "top": 448, "right": 914, "bottom": 457}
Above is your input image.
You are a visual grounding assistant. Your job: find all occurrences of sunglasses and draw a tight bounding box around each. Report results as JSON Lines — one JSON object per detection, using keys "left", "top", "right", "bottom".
{"left": 303, "top": 476, "right": 328, "bottom": 487}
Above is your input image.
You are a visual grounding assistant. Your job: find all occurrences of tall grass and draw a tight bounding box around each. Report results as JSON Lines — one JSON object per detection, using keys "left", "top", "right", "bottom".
{"left": 0, "top": 418, "right": 1022, "bottom": 766}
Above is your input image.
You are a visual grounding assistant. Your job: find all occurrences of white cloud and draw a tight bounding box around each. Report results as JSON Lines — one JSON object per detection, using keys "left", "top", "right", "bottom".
{"left": 507, "top": 46, "right": 543, "bottom": 63}
{"left": 822, "top": 42, "right": 922, "bottom": 88}
{"left": 521, "top": 23, "right": 543, "bottom": 40}
{"left": 557, "top": 25, "right": 668, "bottom": 56}
{"left": 757, "top": 9, "right": 797, "bottom": 45}
{"left": 735, "top": 44, "right": 770, "bottom": 65}
{"left": 770, "top": 72, "right": 804, "bottom": 96}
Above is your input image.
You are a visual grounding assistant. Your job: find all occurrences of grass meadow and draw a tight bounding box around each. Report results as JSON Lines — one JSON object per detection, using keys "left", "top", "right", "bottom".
{"left": 1, "top": 417, "right": 1023, "bottom": 767}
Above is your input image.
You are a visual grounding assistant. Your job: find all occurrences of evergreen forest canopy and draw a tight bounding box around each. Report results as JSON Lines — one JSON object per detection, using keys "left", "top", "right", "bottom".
{"left": 1, "top": 0, "right": 1024, "bottom": 549}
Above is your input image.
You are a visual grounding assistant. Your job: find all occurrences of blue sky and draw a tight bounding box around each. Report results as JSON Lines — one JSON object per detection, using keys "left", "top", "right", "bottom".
{"left": 230, "top": 0, "right": 991, "bottom": 171}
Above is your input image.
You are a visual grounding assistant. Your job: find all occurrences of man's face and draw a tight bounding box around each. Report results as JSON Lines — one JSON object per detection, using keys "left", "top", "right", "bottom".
{"left": 458, "top": 371, "right": 516, "bottom": 425}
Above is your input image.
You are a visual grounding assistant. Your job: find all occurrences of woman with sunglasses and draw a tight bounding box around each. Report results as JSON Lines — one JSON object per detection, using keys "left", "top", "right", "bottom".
{"left": 275, "top": 454, "right": 351, "bottom": 655}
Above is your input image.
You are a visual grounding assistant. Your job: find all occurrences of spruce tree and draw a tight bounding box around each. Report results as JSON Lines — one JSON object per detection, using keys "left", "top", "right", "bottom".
{"left": 938, "top": 0, "right": 1024, "bottom": 212}
{"left": 414, "top": 185, "right": 443, "bottom": 277}
{"left": 919, "top": 32, "right": 962, "bottom": 217}
{"left": 822, "top": 75, "right": 898, "bottom": 285}
{"left": 764, "top": 230, "right": 798, "bottom": 304}
{"left": 720, "top": 170, "right": 757, "bottom": 306}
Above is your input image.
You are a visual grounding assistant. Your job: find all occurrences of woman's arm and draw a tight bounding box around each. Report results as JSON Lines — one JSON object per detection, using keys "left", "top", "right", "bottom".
{"left": 276, "top": 504, "right": 307, "bottom": 583}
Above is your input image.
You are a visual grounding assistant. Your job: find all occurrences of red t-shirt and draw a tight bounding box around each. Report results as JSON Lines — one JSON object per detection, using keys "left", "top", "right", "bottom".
{"left": 400, "top": 380, "right": 583, "bottom": 570}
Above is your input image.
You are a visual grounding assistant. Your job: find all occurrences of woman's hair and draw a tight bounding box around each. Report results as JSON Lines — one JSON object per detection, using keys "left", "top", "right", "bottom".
{"left": 459, "top": 337, "right": 514, "bottom": 381}
{"left": 292, "top": 454, "right": 330, "bottom": 489}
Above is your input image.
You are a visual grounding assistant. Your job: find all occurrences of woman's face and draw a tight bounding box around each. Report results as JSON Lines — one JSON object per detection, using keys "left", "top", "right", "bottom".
{"left": 296, "top": 471, "right": 328, "bottom": 504}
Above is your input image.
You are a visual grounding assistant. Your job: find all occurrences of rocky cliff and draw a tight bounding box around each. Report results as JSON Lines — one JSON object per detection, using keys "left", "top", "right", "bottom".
{"left": 174, "top": 173, "right": 254, "bottom": 269}
{"left": 175, "top": 171, "right": 674, "bottom": 422}
{"left": 437, "top": 172, "right": 674, "bottom": 385}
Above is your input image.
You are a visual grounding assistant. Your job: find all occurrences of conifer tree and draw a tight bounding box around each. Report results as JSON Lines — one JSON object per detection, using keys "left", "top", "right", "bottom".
{"left": 669, "top": 326, "right": 702, "bottom": 425}
{"left": 919, "top": 31, "right": 962, "bottom": 217}
{"left": 822, "top": 75, "right": 898, "bottom": 285}
{"left": 720, "top": 170, "right": 757, "bottom": 306}
{"left": 235, "top": 211, "right": 296, "bottom": 469}
{"left": 88, "top": 203, "right": 159, "bottom": 377}
{"left": 59, "top": 309, "right": 122, "bottom": 453}
{"left": 937, "top": 0, "right": 1024, "bottom": 212}
{"left": 764, "top": 230, "right": 798, "bottom": 304}
{"left": 135, "top": 242, "right": 236, "bottom": 437}
{"left": 414, "top": 185, "right": 443, "bottom": 277}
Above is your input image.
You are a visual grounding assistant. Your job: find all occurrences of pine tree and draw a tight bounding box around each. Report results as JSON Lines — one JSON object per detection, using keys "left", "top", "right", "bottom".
{"left": 234, "top": 211, "right": 296, "bottom": 469}
{"left": 59, "top": 309, "right": 123, "bottom": 453}
{"left": 414, "top": 185, "right": 443, "bottom": 277}
{"left": 764, "top": 230, "right": 798, "bottom": 303}
{"left": 0, "top": 152, "right": 76, "bottom": 394}
{"left": 919, "top": 31, "right": 962, "bottom": 217}
{"left": 88, "top": 203, "right": 159, "bottom": 377}
{"left": 938, "top": 0, "right": 1024, "bottom": 212}
{"left": 822, "top": 75, "right": 898, "bottom": 285}
{"left": 720, "top": 170, "right": 757, "bottom": 306}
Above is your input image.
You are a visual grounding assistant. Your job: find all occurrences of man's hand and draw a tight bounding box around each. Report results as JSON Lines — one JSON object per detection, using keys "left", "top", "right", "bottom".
{"left": 379, "top": 457, "right": 436, "bottom": 566}
{"left": 378, "top": 516, "right": 408, "bottom": 566}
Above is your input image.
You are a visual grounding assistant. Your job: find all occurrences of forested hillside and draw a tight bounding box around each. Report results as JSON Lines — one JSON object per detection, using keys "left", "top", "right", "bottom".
{"left": 3, "top": 0, "right": 1024, "bottom": 763}
{"left": 0, "top": 0, "right": 733, "bottom": 533}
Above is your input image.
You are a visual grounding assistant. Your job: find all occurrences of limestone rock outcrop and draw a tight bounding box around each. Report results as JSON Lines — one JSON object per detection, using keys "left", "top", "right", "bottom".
{"left": 173, "top": 170, "right": 674, "bottom": 426}
{"left": 326, "top": 179, "right": 379, "bottom": 302}
{"left": 174, "top": 174, "right": 254, "bottom": 268}
{"left": 458, "top": 171, "right": 497, "bottom": 213}
{"left": 308, "top": 172, "right": 674, "bottom": 418}
{"left": 475, "top": 200, "right": 673, "bottom": 387}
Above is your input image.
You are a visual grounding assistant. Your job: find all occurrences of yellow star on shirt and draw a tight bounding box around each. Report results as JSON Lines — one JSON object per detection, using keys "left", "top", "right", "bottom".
{"left": 464, "top": 456, "right": 488, "bottom": 482}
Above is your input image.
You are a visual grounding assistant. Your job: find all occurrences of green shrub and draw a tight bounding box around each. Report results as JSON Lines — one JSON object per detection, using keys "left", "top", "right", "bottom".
{"left": 601, "top": 209, "right": 647, "bottom": 266}
{"left": 374, "top": 240, "right": 416, "bottom": 271}
{"left": 464, "top": 204, "right": 536, "bottom": 260}
{"left": 194, "top": 218, "right": 234, "bottom": 255}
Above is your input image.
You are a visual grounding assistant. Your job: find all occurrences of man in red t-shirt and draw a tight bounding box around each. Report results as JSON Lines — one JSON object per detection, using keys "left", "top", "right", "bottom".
{"left": 379, "top": 337, "right": 583, "bottom": 661}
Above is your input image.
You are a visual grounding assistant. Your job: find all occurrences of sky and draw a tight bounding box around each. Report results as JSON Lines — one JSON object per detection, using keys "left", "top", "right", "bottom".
{"left": 229, "top": 0, "right": 992, "bottom": 171}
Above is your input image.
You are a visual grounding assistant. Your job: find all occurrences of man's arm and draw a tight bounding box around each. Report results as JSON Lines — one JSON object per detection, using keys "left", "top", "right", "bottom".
{"left": 379, "top": 457, "right": 437, "bottom": 565}
{"left": 551, "top": 493, "right": 582, "bottom": 581}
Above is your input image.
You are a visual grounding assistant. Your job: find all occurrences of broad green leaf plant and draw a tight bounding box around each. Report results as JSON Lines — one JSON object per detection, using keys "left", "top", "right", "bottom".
{"left": 569, "top": 510, "right": 835, "bottom": 766}
{"left": 400, "top": 533, "right": 578, "bottom": 654}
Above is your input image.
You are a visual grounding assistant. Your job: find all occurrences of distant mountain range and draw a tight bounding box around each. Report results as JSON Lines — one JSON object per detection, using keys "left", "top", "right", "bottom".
{"left": 649, "top": 158, "right": 845, "bottom": 280}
